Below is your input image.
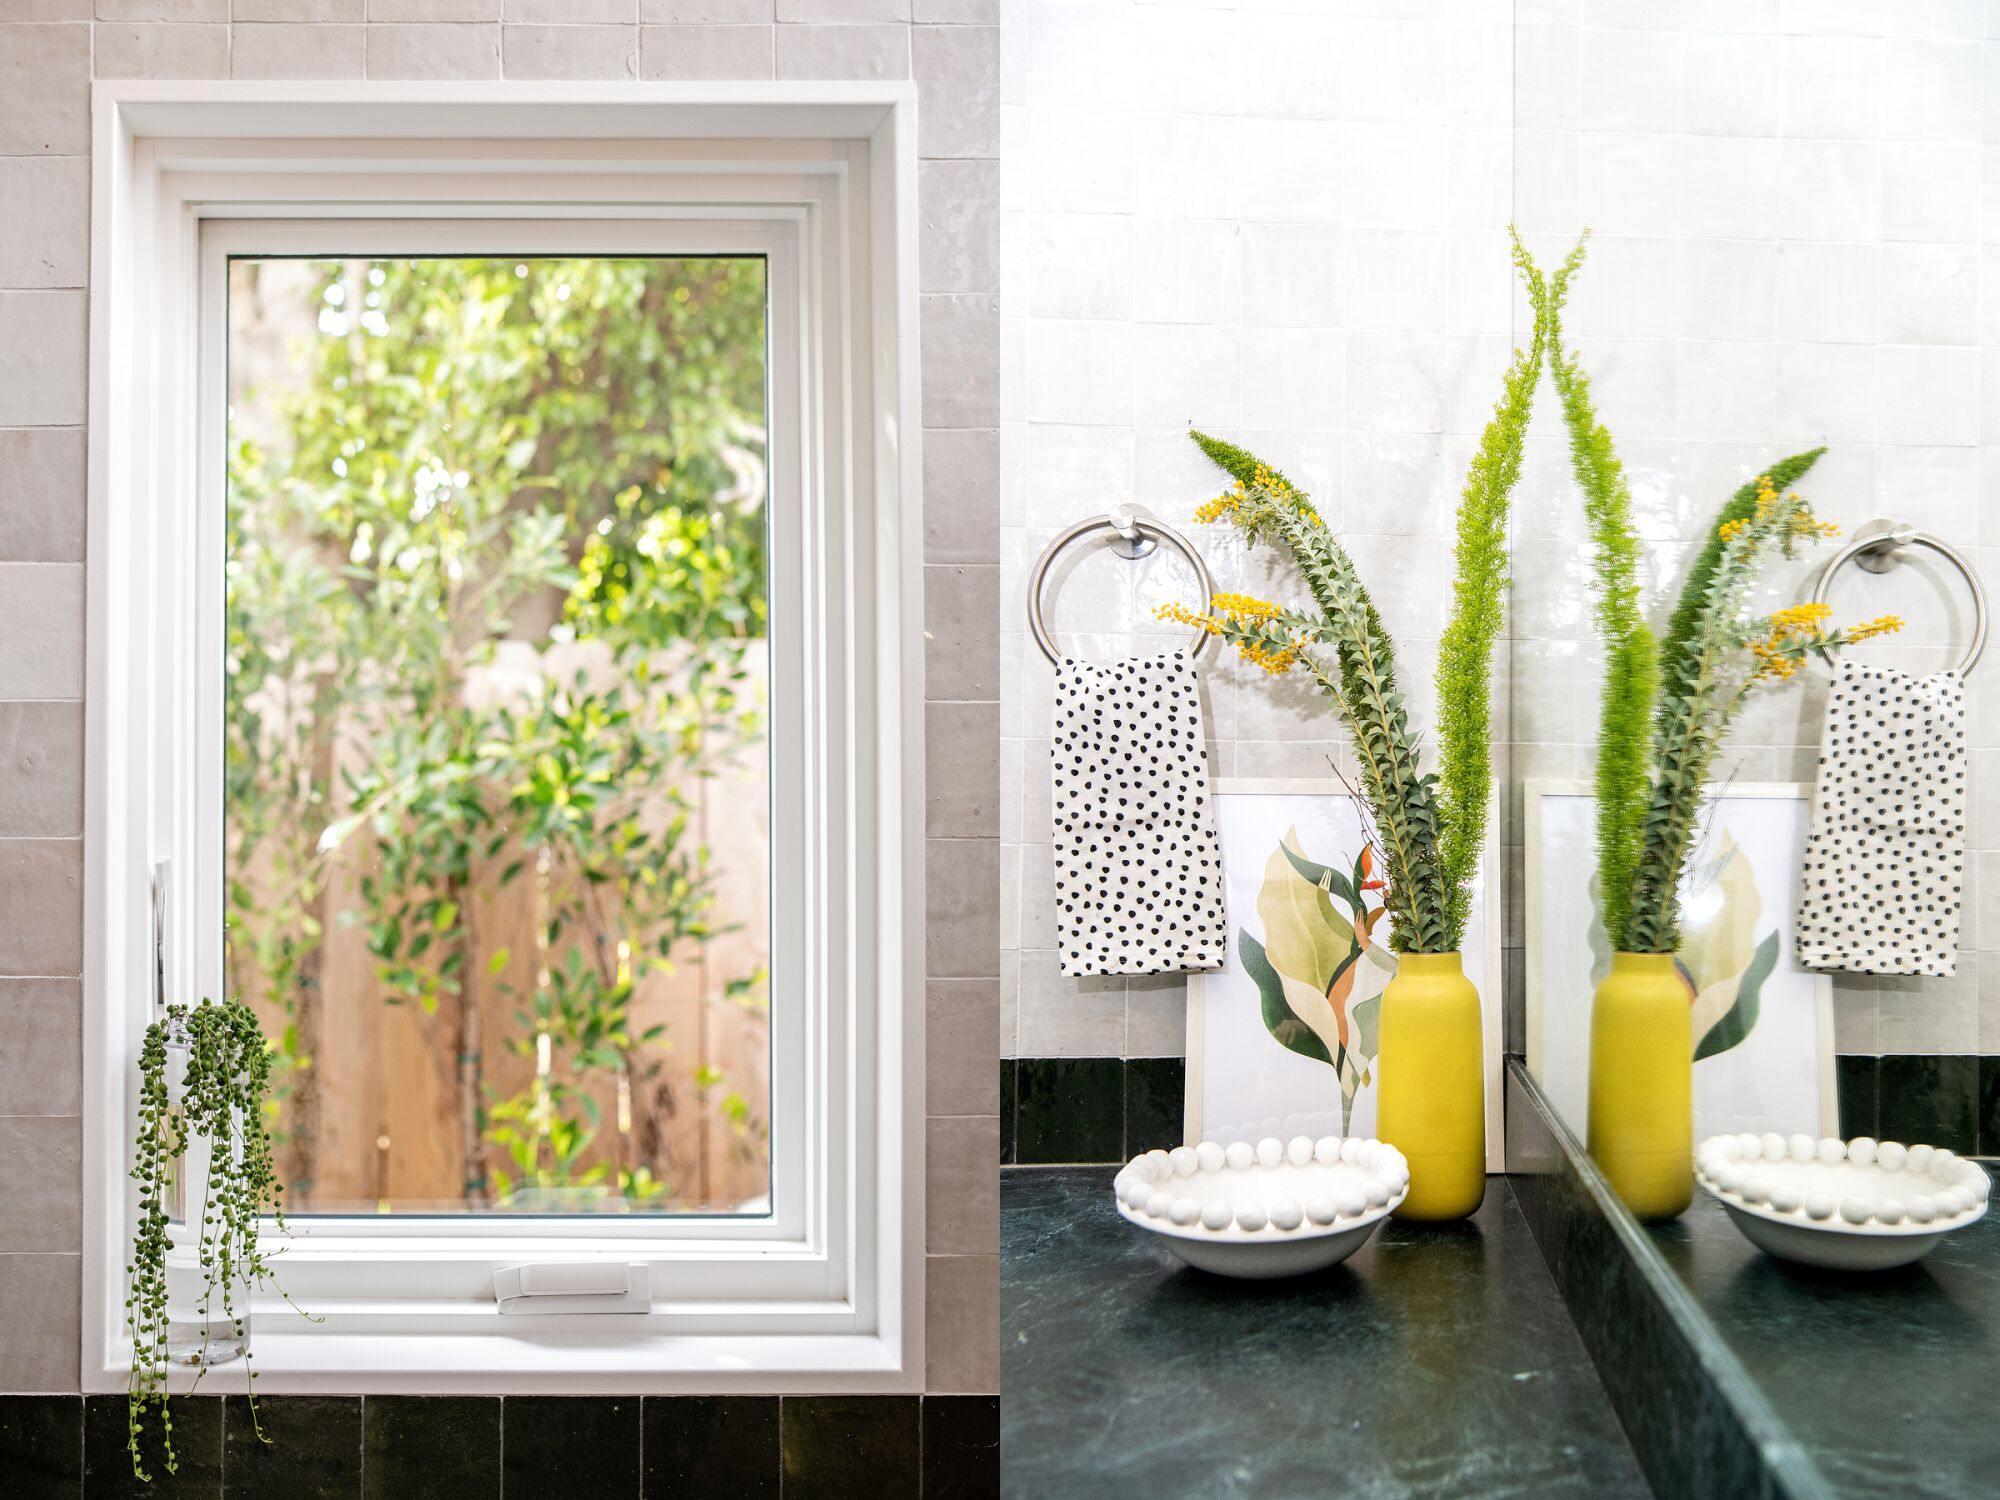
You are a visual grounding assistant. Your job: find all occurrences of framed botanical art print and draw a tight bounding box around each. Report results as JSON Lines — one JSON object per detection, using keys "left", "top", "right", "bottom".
{"left": 1184, "top": 778, "right": 1505, "bottom": 1170}
{"left": 1525, "top": 780, "right": 1838, "bottom": 1145}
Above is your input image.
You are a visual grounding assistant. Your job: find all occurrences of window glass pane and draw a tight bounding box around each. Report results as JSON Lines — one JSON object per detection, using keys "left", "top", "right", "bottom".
{"left": 225, "top": 256, "right": 772, "bottom": 1216}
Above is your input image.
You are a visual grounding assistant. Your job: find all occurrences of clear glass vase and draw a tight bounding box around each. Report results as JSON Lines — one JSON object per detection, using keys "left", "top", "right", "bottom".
{"left": 162, "top": 1026, "right": 250, "bottom": 1368}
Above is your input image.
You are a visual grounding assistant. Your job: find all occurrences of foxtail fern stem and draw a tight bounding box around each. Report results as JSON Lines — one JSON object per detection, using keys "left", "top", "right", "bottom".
{"left": 1547, "top": 232, "right": 1658, "bottom": 950}
{"left": 1433, "top": 230, "right": 1552, "bottom": 947}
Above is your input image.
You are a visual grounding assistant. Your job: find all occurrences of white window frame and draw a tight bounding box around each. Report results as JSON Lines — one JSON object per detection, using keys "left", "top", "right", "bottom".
{"left": 82, "top": 83, "right": 924, "bottom": 1394}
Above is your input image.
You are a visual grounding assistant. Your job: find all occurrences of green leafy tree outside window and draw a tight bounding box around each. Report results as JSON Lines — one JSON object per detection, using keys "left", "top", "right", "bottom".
{"left": 225, "top": 256, "right": 770, "bottom": 1210}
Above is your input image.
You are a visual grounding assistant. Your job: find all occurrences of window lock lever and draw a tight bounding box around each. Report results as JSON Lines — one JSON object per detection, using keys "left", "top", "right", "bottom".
{"left": 491, "top": 1262, "right": 652, "bottom": 1315}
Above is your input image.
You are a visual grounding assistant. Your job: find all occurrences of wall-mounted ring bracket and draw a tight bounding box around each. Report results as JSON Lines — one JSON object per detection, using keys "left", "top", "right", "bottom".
{"left": 1026, "top": 505, "right": 1217, "bottom": 665}
{"left": 1809, "top": 517, "right": 1988, "bottom": 675}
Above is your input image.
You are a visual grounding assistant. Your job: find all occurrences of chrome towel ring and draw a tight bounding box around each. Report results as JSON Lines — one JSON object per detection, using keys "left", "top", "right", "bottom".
{"left": 1026, "top": 504, "right": 1218, "bottom": 666}
{"left": 1809, "top": 519, "right": 1987, "bottom": 675}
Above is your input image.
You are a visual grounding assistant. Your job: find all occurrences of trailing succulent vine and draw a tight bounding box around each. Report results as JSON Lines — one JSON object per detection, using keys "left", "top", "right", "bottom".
{"left": 1165, "top": 233, "right": 1552, "bottom": 955}
{"left": 1552, "top": 236, "right": 1900, "bottom": 954}
{"left": 127, "top": 999, "right": 300, "bottom": 1482}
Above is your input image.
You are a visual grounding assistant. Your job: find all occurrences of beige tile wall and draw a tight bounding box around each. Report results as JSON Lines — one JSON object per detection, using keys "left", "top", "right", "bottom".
{"left": 0, "top": 2, "right": 997, "bottom": 1396}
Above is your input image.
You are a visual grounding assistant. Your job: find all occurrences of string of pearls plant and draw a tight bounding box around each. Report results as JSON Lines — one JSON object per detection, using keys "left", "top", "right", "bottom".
{"left": 126, "top": 999, "right": 305, "bottom": 1482}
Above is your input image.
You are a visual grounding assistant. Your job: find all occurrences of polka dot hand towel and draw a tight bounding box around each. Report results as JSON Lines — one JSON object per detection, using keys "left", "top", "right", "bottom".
{"left": 1052, "top": 651, "right": 1227, "bottom": 977}
{"left": 1795, "top": 658, "right": 1967, "bottom": 977}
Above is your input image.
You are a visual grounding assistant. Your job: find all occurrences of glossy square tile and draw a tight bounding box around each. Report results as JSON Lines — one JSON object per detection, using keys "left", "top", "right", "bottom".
{"left": 84, "top": 1393, "right": 222, "bottom": 1500}
{"left": 1877, "top": 1053, "right": 1978, "bottom": 1154}
{"left": 998, "top": 1057, "right": 1017, "bottom": 1164}
{"left": 779, "top": 1396, "right": 920, "bottom": 1500}
{"left": 361, "top": 1396, "right": 498, "bottom": 1500}
{"left": 501, "top": 1397, "right": 639, "bottom": 1499}
{"left": 1012, "top": 1057, "right": 1122, "bottom": 1165}
{"left": 1835, "top": 1053, "right": 1879, "bottom": 1139}
{"left": 921, "top": 1395, "right": 998, "bottom": 1500}
{"left": 642, "top": 1396, "right": 777, "bottom": 1498}
{"left": 223, "top": 1396, "right": 360, "bottom": 1500}
{"left": 0, "top": 1394, "right": 82, "bottom": 1500}
{"left": 1121, "top": 1056, "right": 1185, "bottom": 1157}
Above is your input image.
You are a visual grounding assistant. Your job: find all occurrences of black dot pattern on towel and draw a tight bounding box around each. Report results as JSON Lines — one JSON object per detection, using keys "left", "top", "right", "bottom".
{"left": 1052, "top": 650, "right": 1228, "bottom": 977}
{"left": 1795, "top": 658, "right": 1966, "bottom": 978}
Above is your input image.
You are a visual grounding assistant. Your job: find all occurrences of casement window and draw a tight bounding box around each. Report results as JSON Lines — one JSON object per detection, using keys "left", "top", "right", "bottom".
{"left": 83, "top": 84, "right": 923, "bottom": 1392}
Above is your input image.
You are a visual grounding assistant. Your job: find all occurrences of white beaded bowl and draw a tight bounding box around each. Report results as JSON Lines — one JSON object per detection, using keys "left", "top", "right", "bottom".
{"left": 1113, "top": 1135, "right": 1409, "bottom": 1279}
{"left": 1695, "top": 1132, "right": 1991, "bottom": 1272}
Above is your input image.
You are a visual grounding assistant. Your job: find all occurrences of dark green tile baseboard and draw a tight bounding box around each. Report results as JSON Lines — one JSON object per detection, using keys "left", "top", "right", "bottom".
{"left": 1833, "top": 1053, "right": 2000, "bottom": 1155}
{"left": 1000, "top": 1056, "right": 1184, "bottom": 1165}
{"left": 1505, "top": 1058, "right": 1833, "bottom": 1500}
{"left": 0, "top": 1393, "right": 996, "bottom": 1500}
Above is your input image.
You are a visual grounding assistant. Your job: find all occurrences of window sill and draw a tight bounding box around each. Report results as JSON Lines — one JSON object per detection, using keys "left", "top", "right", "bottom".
{"left": 88, "top": 1318, "right": 915, "bottom": 1395}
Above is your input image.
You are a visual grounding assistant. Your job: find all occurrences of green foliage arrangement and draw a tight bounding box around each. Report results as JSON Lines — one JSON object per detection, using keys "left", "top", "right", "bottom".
{"left": 127, "top": 1000, "right": 302, "bottom": 1481}
{"left": 1552, "top": 238, "right": 1899, "bottom": 953}
{"left": 1166, "top": 233, "right": 1553, "bottom": 954}
{"left": 226, "top": 256, "right": 770, "bottom": 1210}
{"left": 1543, "top": 233, "right": 1657, "bottom": 951}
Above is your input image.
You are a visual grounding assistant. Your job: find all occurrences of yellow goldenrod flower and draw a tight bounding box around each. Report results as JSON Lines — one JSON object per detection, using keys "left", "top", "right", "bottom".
{"left": 1718, "top": 518, "right": 1748, "bottom": 543}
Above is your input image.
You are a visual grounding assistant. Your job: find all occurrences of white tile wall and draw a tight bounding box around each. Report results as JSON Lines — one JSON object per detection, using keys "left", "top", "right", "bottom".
{"left": 1511, "top": 0, "right": 2000, "bottom": 1062}
{"left": 1002, "top": 0, "right": 1517, "bottom": 1060}
{"left": 1001, "top": 0, "right": 2000, "bottom": 1067}
{"left": 0, "top": 3, "right": 996, "bottom": 1397}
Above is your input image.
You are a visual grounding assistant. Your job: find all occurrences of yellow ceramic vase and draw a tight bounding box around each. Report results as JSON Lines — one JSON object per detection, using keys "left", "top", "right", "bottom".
{"left": 1376, "top": 951, "right": 1485, "bottom": 1221}
{"left": 1586, "top": 951, "right": 1693, "bottom": 1220}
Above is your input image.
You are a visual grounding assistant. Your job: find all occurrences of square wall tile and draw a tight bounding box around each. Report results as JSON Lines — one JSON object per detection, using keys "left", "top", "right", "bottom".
{"left": 1123, "top": 1056, "right": 1184, "bottom": 1156}
{"left": 362, "top": 1396, "right": 499, "bottom": 1500}
{"left": 1013, "top": 1056, "right": 1121, "bottom": 1164}
{"left": 922, "top": 1255, "right": 998, "bottom": 1394}
{"left": 0, "top": 701, "right": 82, "bottom": 838}
{"left": 0, "top": 24, "right": 89, "bottom": 157}
{"left": 1877, "top": 1053, "right": 1978, "bottom": 1154}
{"left": 84, "top": 1391, "right": 218, "bottom": 1497}
{"left": 0, "top": 158, "right": 88, "bottom": 289}
{"left": 0, "top": 977, "right": 82, "bottom": 1116}
{"left": 637, "top": 23, "right": 774, "bottom": 79}
{"left": 501, "top": 1397, "right": 639, "bottom": 1497}
{"left": 0, "top": 295, "right": 87, "bottom": 426}
{"left": 231, "top": 22, "right": 367, "bottom": 78}
{"left": 0, "top": 427, "right": 85, "bottom": 564}
{"left": 0, "top": 1259, "right": 80, "bottom": 1394}
{"left": 0, "top": 839, "right": 82, "bottom": 974}
{"left": 927, "top": 1114, "right": 999, "bottom": 1254}
{"left": 922, "top": 1395, "right": 998, "bottom": 1500}
{"left": 93, "top": 22, "right": 231, "bottom": 78}
{"left": 0, "top": 1395, "right": 81, "bottom": 1498}
{"left": 0, "top": 1116, "right": 81, "bottom": 1251}
{"left": 779, "top": 1396, "right": 919, "bottom": 1500}
{"left": 1835, "top": 1053, "right": 1878, "bottom": 1139}
{"left": 223, "top": 1395, "right": 361, "bottom": 1500}
{"left": 643, "top": 1396, "right": 778, "bottom": 1498}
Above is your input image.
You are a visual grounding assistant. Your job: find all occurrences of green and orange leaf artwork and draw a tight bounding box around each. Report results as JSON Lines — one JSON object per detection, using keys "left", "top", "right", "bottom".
{"left": 1585, "top": 830, "right": 1774, "bottom": 1063}
{"left": 1237, "top": 828, "right": 1395, "bottom": 1132}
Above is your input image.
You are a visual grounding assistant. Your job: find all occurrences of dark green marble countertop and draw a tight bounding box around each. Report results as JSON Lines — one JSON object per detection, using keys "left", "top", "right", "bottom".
{"left": 1001, "top": 1167, "right": 1650, "bottom": 1500}
{"left": 1648, "top": 1191, "right": 2000, "bottom": 1500}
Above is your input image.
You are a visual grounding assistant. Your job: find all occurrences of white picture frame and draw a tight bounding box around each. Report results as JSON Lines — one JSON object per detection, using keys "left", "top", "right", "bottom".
{"left": 1525, "top": 779, "right": 1838, "bottom": 1146}
{"left": 1185, "top": 778, "right": 1505, "bottom": 1171}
